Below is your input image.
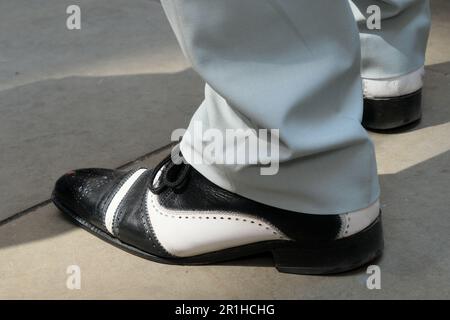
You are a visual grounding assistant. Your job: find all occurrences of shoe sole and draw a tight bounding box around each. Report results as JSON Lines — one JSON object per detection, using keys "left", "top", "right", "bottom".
{"left": 363, "top": 89, "right": 422, "bottom": 131}
{"left": 53, "top": 196, "right": 384, "bottom": 275}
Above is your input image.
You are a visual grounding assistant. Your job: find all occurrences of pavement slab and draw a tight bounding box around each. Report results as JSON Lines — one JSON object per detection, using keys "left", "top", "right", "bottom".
{"left": 0, "top": 0, "right": 203, "bottom": 220}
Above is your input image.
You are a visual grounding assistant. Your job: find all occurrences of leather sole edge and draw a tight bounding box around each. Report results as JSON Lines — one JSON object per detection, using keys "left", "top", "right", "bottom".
{"left": 363, "top": 89, "right": 422, "bottom": 131}
{"left": 52, "top": 195, "right": 383, "bottom": 275}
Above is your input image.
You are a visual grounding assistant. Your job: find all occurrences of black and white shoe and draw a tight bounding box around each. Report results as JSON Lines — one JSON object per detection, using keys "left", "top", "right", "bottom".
{"left": 52, "top": 151, "right": 383, "bottom": 275}
{"left": 362, "top": 67, "right": 424, "bottom": 131}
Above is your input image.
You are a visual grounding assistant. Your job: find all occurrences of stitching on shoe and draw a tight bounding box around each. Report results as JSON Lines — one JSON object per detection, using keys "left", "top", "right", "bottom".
{"left": 100, "top": 168, "right": 142, "bottom": 233}
{"left": 114, "top": 184, "right": 145, "bottom": 239}
{"left": 112, "top": 169, "right": 148, "bottom": 236}
{"left": 143, "top": 189, "right": 173, "bottom": 256}
{"left": 98, "top": 170, "right": 134, "bottom": 230}
{"left": 158, "top": 190, "right": 288, "bottom": 239}
{"left": 148, "top": 194, "right": 288, "bottom": 240}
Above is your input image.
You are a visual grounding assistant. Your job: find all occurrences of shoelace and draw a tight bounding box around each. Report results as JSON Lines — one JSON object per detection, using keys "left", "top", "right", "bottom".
{"left": 148, "top": 148, "right": 191, "bottom": 194}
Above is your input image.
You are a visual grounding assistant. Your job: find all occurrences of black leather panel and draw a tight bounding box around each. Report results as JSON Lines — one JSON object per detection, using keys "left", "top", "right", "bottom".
{"left": 159, "top": 168, "right": 342, "bottom": 242}
{"left": 53, "top": 168, "right": 128, "bottom": 232}
{"left": 114, "top": 170, "right": 173, "bottom": 258}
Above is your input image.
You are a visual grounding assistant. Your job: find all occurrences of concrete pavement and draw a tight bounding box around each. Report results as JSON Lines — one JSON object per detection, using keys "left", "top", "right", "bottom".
{"left": 0, "top": 0, "right": 202, "bottom": 220}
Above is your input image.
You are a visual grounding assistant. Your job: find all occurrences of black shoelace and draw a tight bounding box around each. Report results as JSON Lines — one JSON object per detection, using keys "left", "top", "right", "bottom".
{"left": 148, "top": 149, "right": 191, "bottom": 194}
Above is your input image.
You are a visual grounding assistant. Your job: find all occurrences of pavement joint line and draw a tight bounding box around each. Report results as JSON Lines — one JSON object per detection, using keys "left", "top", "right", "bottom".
{"left": 116, "top": 142, "right": 175, "bottom": 170}
{"left": 0, "top": 199, "right": 52, "bottom": 227}
{"left": 426, "top": 66, "right": 450, "bottom": 77}
{"left": 0, "top": 142, "right": 175, "bottom": 227}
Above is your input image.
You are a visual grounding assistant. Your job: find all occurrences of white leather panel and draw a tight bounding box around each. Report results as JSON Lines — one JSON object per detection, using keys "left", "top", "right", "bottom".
{"left": 337, "top": 200, "right": 380, "bottom": 239}
{"left": 146, "top": 192, "right": 289, "bottom": 257}
{"left": 104, "top": 169, "right": 147, "bottom": 235}
{"left": 363, "top": 67, "right": 424, "bottom": 98}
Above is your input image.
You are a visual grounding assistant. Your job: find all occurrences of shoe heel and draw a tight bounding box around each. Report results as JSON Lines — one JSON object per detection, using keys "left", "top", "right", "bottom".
{"left": 272, "top": 216, "right": 384, "bottom": 275}
{"left": 363, "top": 89, "right": 422, "bottom": 131}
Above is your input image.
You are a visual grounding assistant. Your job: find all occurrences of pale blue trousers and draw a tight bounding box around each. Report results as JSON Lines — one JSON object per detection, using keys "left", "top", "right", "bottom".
{"left": 161, "top": 0, "right": 430, "bottom": 214}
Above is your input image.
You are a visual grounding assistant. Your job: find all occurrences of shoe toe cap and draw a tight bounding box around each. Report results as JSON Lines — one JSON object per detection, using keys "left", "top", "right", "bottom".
{"left": 53, "top": 168, "right": 122, "bottom": 230}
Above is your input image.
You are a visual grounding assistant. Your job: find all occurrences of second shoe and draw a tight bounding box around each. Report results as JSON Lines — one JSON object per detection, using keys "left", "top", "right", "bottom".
{"left": 362, "top": 67, "right": 424, "bottom": 131}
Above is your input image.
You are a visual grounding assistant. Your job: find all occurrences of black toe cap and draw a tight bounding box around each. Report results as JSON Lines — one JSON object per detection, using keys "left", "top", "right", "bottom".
{"left": 53, "top": 168, "right": 125, "bottom": 231}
